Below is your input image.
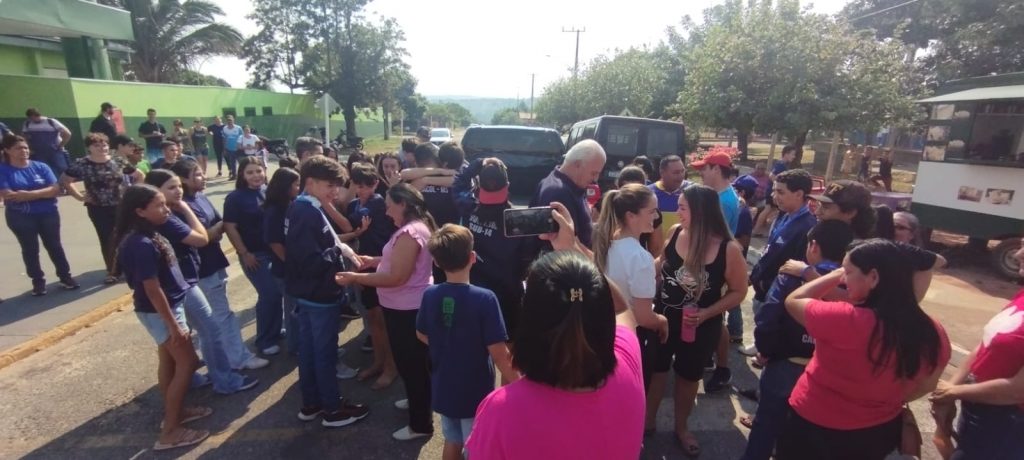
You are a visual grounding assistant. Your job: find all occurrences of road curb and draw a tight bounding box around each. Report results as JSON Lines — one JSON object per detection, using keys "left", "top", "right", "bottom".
{"left": 0, "top": 292, "right": 133, "bottom": 371}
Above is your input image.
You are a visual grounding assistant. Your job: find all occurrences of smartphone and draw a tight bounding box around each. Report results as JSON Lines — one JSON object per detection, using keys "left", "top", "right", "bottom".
{"left": 503, "top": 207, "right": 558, "bottom": 237}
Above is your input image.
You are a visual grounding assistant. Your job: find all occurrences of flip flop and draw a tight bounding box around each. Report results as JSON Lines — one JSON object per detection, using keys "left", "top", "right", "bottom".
{"left": 181, "top": 406, "right": 213, "bottom": 424}
{"left": 678, "top": 431, "right": 701, "bottom": 457}
{"left": 740, "top": 414, "right": 755, "bottom": 429}
{"left": 153, "top": 428, "right": 209, "bottom": 451}
{"left": 103, "top": 275, "right": 119, "bottom": 285}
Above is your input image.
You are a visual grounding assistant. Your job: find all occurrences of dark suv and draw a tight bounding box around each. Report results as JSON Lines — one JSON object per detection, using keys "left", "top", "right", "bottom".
{"left": 565, "top": 115, "right": 686, "bottom": 189}
{"left": 461, "top": 125, "right": 566, "bottom": 194}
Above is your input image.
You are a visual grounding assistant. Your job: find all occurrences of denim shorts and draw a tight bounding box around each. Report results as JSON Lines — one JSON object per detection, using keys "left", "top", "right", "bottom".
{"left": 440, "top": 415, "right": 474, "bottom": 445}
{"left": 135, "top": 302, "right": 188, "bottom": 345}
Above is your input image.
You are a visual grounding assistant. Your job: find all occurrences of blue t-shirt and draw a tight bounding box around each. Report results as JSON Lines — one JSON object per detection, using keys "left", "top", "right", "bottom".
{"left": 422, "top": 183, "right": 459, "bottom": 228}
{"left": 416, "top": 283, "right": 508, "bottom": 418}
{"left": 186, "top": 192, "right": 230, "bottom": 278}
{"left": 771, "top": 159, "right": 788, "bottom": 176}
{"left": 158, "top": 213, "right": 200, "bottom": 285}
{"left": 118, "top": 232, "right": 190, "bottom": 313}
{"left": 0, "top": 161, "right": 58, "bottom": 214}
{"left": 223, "top": 186, "right": 268, "bottom": 253}
{"left": 346, "top": 194, "right": 396, "bottom": 257}
{"left": 263, "top": 203, "right": 289, "bottom": 278}
{"left": 222, "top": 125, "right": 243, "bottom": 151}
{"left": 718, "top": 186, "right": 741, "bottom": 235}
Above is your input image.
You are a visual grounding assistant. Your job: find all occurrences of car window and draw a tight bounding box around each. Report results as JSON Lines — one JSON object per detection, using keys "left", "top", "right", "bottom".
{"left": 431, "top": 129, "right": 451, "bottom": 137}
{"left": 463, "top": 130, "right": 563, "bottom": 155}
{"left": 581, "top": 123, "right": 596, "bottom": 140}
{"left": 647, "top": 126, "right": 681, "bottom": 156}
{"left": 605, "top": 124, "right": 640, "bottom": 156}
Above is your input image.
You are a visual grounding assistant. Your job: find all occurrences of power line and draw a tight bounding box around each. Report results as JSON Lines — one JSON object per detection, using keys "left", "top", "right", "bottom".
{"left": 846, "top": 0, "right": 922, "bottom": 23}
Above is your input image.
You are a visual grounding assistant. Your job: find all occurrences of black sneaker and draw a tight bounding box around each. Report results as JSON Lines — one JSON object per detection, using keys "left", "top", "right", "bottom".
{"left": 237, "top": 375, "right": 259, "bottom": 392}
{"left": 704, "top": 367, "right": 732, "bottom": 393}
{"left": 321, "top": 400, "right": 369, "bottom": 428}
{"left": 297, "top": 406, "right": 322, "bottom": 422}
{"left": 58, "top": 276, "right": 80, "bottom": 290}
{"left": 31, "top": 285, "right": 47, "bottom": 296}
{"left": 361, "top": 335, "right": 373, "bottom": 353}
{"left": 339, "top": 304, "right": 361, "bottom": 320}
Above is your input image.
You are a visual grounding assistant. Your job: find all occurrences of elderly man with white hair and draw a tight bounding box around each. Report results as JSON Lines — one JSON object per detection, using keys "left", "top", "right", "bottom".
{"left": 528, "top": 139, "right": 606, "bottom": 251}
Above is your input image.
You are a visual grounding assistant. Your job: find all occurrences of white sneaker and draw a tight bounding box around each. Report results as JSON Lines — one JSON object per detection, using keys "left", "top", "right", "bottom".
{"left": 739, "top": 344, "right": 758, "bottom": 357}
{"left": 392, "top": 425, "right": 431, "bottom": 441}
{"left": 394, "top": 399, "right": 409, "bottom": 410}
{"left": 336, "top": 363, "right": 358, "bottom": 379}
{"left": 262, "top": 345, "right": 281, "bottom": 356}
{"left": 241, "top": 356, "right": 269, "bottom": 370}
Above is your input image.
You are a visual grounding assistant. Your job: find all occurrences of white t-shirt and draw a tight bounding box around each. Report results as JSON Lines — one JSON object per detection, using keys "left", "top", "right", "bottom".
{"left": 240, "top": 134, "right": 258, "bottom": 156}
{"left": 605, "top": 237, "right": 656, "bottom": 302}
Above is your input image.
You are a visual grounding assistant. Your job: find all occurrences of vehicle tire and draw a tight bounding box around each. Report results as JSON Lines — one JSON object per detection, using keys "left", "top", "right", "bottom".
{"left": 991, "top": 238, "right": 1022, "bottom": 280}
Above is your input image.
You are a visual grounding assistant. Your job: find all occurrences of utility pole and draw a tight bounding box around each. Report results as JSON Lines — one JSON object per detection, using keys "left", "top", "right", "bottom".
{"left": 562, "top": 27, "right": 586, "bottom": 78}
{"left": 530, "top": 73, "right": 535, "bottom": 117}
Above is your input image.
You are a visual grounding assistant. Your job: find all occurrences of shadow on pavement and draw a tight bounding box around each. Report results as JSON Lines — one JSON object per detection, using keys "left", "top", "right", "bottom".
{"left": 0, "top": 269, "right": 114, "bottom": 328}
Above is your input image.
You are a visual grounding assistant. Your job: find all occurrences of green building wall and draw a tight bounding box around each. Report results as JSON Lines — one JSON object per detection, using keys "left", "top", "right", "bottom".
{"left": 0, "top": 74, "right": 385, "bottom": 155}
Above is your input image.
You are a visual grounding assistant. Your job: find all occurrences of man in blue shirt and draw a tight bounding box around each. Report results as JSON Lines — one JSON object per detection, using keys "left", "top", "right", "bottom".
{"left": 528, "top": 139, "right": 606, "bottom": 254}
{"left": 221, "top": 116, "right": 243, "bottom": 180}
{"left": 771, "top": 145, "right": 797, "bottom": 179}
{"left": 743, "top": 169, "right": 817, "bottom": 357}
{"left": 692, "top": 150, "right": 740, "bottom": 234}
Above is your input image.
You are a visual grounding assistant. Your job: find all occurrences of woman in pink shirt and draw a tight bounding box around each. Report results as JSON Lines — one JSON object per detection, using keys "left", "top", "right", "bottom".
{"left": 780, "top": 239, "right": 951, "bottom": 459}
{"left": 929, "top": 238, "right": 1024, "bottom": 460}
{"left": 335, "top": 183, "right": 436, "bottom": 441}
{"left": 467, "top": 202, "right": 646, "bottom": 460}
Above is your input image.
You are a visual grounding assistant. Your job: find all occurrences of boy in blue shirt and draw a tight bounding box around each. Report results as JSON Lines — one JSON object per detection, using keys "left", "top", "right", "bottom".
{"left": 286, "top": 156, "right": 369, "bottom": 428}
{"left": 417, "top": 224, "right": 518, "bottom": 459}
{"left": 742, "top": 219, "right": 854, "bottom": 460}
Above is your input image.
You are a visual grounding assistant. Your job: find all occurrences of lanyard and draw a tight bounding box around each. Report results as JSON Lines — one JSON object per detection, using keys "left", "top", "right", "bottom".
{"left": 295, "top": 194, "right": 358, "bottom": 265}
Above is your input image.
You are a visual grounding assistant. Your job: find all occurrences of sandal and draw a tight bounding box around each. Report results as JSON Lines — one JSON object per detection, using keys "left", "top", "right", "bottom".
{"left": 181, "top": 406, "right": 213, "bottom": 424}
{"left": 153, "top": 427, "right": 209, "bottom": 451}
{"left": 740, "top": 414, "right": 755, "bottom": 429}
{"left": 678, "top": 431, "right": 701, "bottom": 457}
{"left": 103, "top": 275, "right": 119, "bottom": 285}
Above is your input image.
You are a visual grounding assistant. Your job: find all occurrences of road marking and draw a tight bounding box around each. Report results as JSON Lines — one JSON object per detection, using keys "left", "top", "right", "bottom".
{"left": 128, "top": 448, "right": 147, "bottom": 460}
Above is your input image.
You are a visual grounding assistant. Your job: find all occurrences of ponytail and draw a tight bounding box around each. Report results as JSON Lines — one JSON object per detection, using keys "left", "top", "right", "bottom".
{"left": 593, "top": 189, "right": 622, "bottom": 273}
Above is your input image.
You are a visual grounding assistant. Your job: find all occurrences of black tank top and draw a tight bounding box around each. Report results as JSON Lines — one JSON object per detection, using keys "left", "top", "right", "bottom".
{"left": 658, "top": 226, "right": 729, "bottom": 310}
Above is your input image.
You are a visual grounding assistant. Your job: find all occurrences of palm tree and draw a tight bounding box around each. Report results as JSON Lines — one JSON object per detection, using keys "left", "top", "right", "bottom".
{"left": 101, "top": 0, "right": 243, "bottom": 83}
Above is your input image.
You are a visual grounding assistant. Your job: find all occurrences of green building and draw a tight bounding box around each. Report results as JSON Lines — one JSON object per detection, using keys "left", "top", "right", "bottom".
{"left": 0, "top": 0, "right": 381, "bottom": 154}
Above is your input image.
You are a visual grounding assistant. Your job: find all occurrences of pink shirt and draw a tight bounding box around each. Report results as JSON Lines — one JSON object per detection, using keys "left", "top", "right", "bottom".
{"left": 789, "top": 300, "right": 951, "bottom": 430}
{"left": 377, "top": 220, "right": 433, "bottom": 310}
{"left": 970, "top": 290, "right": 1024, "bottom": 411}
{"left": 466, "top": 326, "right": 644, "bottom": 460}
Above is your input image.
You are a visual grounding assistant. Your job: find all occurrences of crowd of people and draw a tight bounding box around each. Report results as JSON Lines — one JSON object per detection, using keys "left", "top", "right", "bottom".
{"left": 1, "top": 110, "right": 1022, "bottom": 459}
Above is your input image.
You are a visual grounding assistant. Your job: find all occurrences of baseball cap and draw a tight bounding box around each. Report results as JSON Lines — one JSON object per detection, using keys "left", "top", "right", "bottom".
{"left": 732, "top": 175, "right": 759, "bottom": 197}
{"left": 809, "top": 180, "right": 872, "bottom": 207}
{"left": 478, "top": 161, "right": 509, "bottom": 205}
{"left": 690, "top": 151, "right": 733, "bottom": 169}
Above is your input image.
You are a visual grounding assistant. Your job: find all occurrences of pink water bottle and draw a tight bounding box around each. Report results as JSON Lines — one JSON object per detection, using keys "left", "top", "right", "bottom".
{"left": 681, "top": 305, "right": 699, "bottom": 343}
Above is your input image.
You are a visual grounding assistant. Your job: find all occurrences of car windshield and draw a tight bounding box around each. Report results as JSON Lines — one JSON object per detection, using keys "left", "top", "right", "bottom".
{"left": 431, "top": 129, "right": 450, "bottom": 137}
{"left": 464, "top": 129, "right": 564, "bottom": 155}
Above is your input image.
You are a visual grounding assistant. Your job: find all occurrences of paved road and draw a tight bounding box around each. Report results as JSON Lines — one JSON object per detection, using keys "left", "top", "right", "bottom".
{"left": 0, "top": 164, "right": 1019, "bottom": 458}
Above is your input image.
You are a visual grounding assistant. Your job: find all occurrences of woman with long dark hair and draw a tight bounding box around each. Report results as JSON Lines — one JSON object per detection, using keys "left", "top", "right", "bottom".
{"left": 467, "top": 202, "right": 646, "bottom": 459}
{"left": 170, "top": 160, "right": 267, "bottom": 371}
{"left": 223, "top": 156, "right": 283, "bottom": 355}
{"left": 779, "top": 239, "right": 952, "bottom": 459}
{"left": 335, "top": 182, "right": 437, "bottom": 440}
{"left": 145, "top": 169, "right": 256, "bottom": 395}
{"left": 648, "top": 184, "right": 749, "bottom": 455}
{"left": 114, "top": 184, "right": 209, "bottom": 450}
{"left": 0, "top": 134, "right": 77, "bottom": 295}
{"left": 375, "top": 151, "right": 403, "bottom": 196}
{"left": 262, "top": 167, "right": 302, "bottom": 355}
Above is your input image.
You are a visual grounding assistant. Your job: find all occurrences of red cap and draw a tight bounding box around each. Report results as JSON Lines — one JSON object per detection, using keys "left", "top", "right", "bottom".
{"left": 478, "top": 187, "right": 509, "bottom": 205}
{"left": 690, "top": 151, "right": 733, "bottom": 169}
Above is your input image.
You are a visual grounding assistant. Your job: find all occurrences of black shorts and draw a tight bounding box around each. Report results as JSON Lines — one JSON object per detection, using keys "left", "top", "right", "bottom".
{"left": 652, "top": 305, "right": 723, "bottom": 382}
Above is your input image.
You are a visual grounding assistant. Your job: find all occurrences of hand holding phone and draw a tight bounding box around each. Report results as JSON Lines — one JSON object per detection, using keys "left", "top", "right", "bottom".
{"left": 503, "top": 206, "right": 559, "bottom": 237}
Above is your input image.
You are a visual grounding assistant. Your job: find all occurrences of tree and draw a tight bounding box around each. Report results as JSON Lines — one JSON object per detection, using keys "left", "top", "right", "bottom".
{"left": 106, "top": 0, "right": 243, "bottom": 84}
{"left": 491, "top": 107, "right": 521, "bottom": 125}
{"left": 242, "top": 0, "right": 308, "bottom": 92}
{"left": 178, "top": 70, "right": 230, "bottom": 87}
{"left": 401, "top": 93, "right": 429, "bottom": 128}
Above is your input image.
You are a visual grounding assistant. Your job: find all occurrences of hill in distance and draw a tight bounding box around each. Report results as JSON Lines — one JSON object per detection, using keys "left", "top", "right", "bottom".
{"left": 427, "top": 96, "right": 523, "bottom": 124}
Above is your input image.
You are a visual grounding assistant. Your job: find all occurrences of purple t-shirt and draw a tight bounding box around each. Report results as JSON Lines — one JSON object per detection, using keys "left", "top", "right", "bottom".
{"left": 118, "top": 232, "right": 190, "bottom": 313}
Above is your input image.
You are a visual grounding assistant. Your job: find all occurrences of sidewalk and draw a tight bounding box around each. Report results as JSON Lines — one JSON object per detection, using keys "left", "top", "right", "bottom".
{"left": 0, "top": 173, "right": 240, "bottom": 358}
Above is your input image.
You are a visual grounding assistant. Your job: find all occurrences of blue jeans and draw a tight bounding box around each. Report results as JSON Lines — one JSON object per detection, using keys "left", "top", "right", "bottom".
{"left": 274, "top": 277, "right": 300, "bottom": 355}
{"left": 242, "top": 252, "right": 283, "bottom": 351}
{"left": 727, "top": 305, "right": 743, "bottom": 338}
{"left": 741, "top": 359, "right": 807, "bottom": 460}
{"left": 5, "top": 210, "right": 71, "bottom": 284}
{"left": 951, "top": 401, "right": 1024, "bottom": 460}
{"left": 225, "top": 149, "right": 239, "bottom": 176}
{"left": 296, "top": 302, "right": 341, "bottom": 412}
{"left": 197, "top": 269, "right": 256, "bottom": 369}
{"left": 183, "top": 285, "right": 245, "bottom": 394}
